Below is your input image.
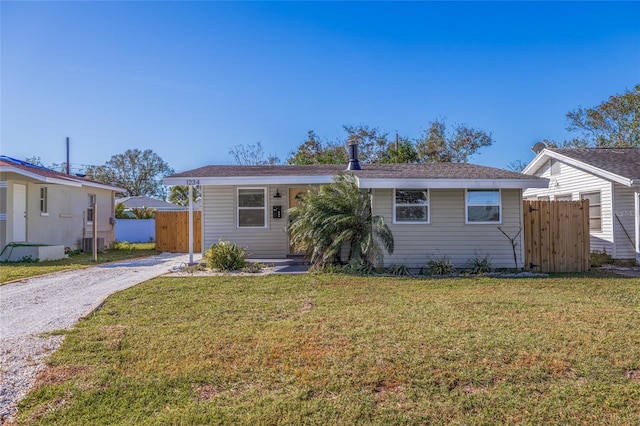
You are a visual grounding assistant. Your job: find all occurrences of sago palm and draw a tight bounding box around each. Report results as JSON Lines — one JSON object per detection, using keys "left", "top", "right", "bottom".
{"left": 287, "top": 173, "right": 394, "bottom": 267}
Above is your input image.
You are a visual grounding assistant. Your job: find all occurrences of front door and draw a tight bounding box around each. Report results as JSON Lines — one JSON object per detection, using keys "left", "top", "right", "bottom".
{"left": 288, "top": 187, "right": 308, "bottom": 254}
{"left": 13, "top": 183, "right": 26, "bottom": 242}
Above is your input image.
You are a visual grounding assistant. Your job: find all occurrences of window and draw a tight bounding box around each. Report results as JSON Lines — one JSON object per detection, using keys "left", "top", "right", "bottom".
{"left": 394, "top": 189, "right": 429, "bottom": 223}
{"left": 537, "top": 196, "right": 550, "bottom": 201}
{"left": 39, "top": 187, "right": 48, "bottom": 214}
{"left": 238, "top": 188, "right": 266, "bottom": 228}
{"left": 555, "top": 194, "right": 572, "bottom": 201}
{"left": 466, "top": 189, "right": 501, "bottom": 223}
{"left": 87, "top": 194, "right": 96, "bottom": 223}
{"left": 581, "top": 191, "right": 601, "bottom": 231}
{"left": 550, "top": 159, "right": 561, "bottom": 175}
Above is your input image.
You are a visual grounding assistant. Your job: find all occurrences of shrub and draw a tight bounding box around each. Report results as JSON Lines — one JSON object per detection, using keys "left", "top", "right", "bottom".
{"left": 590, "top": 249, "right": 613, "bottom": 267}
{"left": 425, "top": 256, "right": 455, "bottom": 276}
{"left": 469, "top": 256, "right": 493, "bottom": 274}
{"left": 387, "top": 264, "right": 413, "bottom": 276}
{"left": 112, "top": 241, "right": 132, "bottom": 251}
{"left": 205, "top": 240, "right": 247, "bottom": 271}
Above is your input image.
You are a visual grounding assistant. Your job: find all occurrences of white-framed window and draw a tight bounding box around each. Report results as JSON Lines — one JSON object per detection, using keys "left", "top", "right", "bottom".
{"left": 466, "top": 189, "right": 501, "bottom": 224}
{"left": 237, "top": 187, "right": 267, "bottom": 228}
{"left": 581, "top": 191, "right": 601, "bottom": 231}
{"left": 550, "top": 159, "right": 561, "bottom": 175}
{"left": 39, "top": 187, "right": 48, "bottom": 215}
{"left": 87, "top": 194, "right": 96, "bottom": 223}
{"left": 393, "top": 189, "right": 429, "bottom": 224}
{"left": 555, "top": 194, "right": 572, "bottom": 201}
{"left": 537, "top": 195, "right": 550, "bottom": 201}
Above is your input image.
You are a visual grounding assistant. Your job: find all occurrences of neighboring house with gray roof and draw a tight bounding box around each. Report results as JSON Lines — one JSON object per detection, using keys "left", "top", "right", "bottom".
{"left": 0, "top": 156, "right": 124, "bottom": 256}
{"left": 115, "top": 195, "right": 196, "bottom": 214}
{"left": 165, "top": 148, "right": 547, "bottom": 268}
{"left": 523, "top": 147, "right": 640, "bottom": 263}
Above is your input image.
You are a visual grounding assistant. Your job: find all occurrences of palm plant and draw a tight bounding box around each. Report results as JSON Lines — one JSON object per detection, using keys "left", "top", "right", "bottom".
{"left": 287, "top": 173, "right": 394, "bottom": 268}
{"left": 168, "top": 185, "right": 201, "bottom": 207}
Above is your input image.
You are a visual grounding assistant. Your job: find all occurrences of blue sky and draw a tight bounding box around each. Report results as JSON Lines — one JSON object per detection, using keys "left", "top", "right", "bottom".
{"left": 2, "top": 1, "right": 639, "bottom": 174}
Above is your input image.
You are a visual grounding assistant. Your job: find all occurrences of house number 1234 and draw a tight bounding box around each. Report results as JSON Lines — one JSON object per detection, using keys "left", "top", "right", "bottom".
{"left": 186, "top": 179, "right": 200, "bottom": 185}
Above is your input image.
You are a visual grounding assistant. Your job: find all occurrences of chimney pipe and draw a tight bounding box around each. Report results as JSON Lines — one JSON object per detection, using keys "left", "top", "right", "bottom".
{"left": 347, "top": 142, "right": 361, "bottom": 170}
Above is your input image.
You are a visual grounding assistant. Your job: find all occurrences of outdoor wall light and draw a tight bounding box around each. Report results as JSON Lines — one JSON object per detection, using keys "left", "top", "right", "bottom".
{"left": 274, "top": 189, "right": 282, "bottom": 198}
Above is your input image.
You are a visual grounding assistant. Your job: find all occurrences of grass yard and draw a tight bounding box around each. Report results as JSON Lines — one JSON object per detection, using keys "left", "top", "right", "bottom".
{"left": 0, "top": 243, "right": 158, "bottom": 284}
{"left": 14, "top": 274, "right": 640, "bottom": 425}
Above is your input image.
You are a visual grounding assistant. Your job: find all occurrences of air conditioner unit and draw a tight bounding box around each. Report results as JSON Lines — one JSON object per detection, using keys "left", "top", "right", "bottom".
{"left": 83, "top": 237, "right": 105, "bottom": 252}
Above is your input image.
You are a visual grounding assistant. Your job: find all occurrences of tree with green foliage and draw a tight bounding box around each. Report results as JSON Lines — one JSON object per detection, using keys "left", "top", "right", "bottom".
{"left": 85, "top": 149, "right": 174, "bottom": 198}
{"left": 168, "top": 185, "right": 201, "bottom": 207}
{"left": 287, "top": 173, "right": 394, "bottom": 268}
{"left": 342, "top": 124, "right": 390, "bottom": 163}
{"left": 415, "top": 118, "right": 494, "bottom": 163}
{"left": 377, "top": 137, "right": 420, "bottom": 164}
{"left": 566, "top": 84, "right": 639, "bottom": 147}
{"left": 287, "top": 130, "right": 347, "bottom": 165}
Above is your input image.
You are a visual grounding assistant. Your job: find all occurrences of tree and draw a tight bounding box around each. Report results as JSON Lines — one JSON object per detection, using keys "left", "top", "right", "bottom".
{"left": 229, "top": 142, "right": 280, "bottom": 165}
{"left": 377, "top": 137, "right": 419, "bottom": 164}
{"left": 415, "top": 118, "right": 494, "bottom": 163}
{"left": 342, "top": 124, "right": 389, "bottom": 163}
{"left": 85, "top": 149, "right": 174, "bottom": 198}
{"left": 287, "top": 130, "right": 347, "bottom": 165}
{"left": 505, "top": 159, "right": 527, "bottom": 173}
{"left": 168, "top": 185, "right": 201, "bottom": 207}
{"left": 566, "top": 84, "right": 639, "bottom": 147}
{"left": 287, "top": 173, "right": 394, "bottom": 268}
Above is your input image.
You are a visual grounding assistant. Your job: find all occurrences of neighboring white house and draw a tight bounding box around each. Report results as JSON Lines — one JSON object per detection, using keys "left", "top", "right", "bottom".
{"left": 165, "top": 151, "right": 547, "bottom": 269}
{"left": 0, "top": 156, "right": 124, "bottom": 255}
{"left": 522, "top": 147, "right": 640, "bottom": 264}
{"left": 115, "top": 195, "right": 198, "bottom": 214}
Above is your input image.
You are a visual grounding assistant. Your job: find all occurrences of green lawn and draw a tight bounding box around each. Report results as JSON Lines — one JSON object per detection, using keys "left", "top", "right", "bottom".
{"left": 15, "top": 274, "right": 640, "bottom": 425}
{"left": 0, "top": 243, "right": 158, "bottom": 284}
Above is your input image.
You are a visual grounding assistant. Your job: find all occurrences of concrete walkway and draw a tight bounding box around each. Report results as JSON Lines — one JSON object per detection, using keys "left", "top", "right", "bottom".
{"left": 0, "top": 252, "right": 197, "bottom": 423}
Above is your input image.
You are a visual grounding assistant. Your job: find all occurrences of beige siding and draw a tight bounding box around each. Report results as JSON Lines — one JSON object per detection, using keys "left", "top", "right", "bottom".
{"left": 613, "top": 183, "right": 637, "bottom": 259}
{"left": 202, "top": 185, "right": 289, "bottom": 258}
{"left": 374, "top": 188, "right": 524, "bottom": 268}
{"left": 523, "top": 160, "right": 614, "bottom": 255}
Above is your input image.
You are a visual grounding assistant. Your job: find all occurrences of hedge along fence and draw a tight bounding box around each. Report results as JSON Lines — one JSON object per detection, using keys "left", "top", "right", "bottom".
{"left": 155, "top": 211, "right": 202, "bottom": 253}
{"left": 115, "top": 219, "right": 156, "bottom": 243}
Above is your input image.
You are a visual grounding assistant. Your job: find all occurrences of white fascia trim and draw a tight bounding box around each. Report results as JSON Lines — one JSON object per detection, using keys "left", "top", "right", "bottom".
{"left": 356, "top": 178, "right": 549, "bottom": 189}
{"left": 524, "top": 149, "right": 634, "bottom": 187}
{"left": 164, "top": 175, "right": 336, "bottom": 186}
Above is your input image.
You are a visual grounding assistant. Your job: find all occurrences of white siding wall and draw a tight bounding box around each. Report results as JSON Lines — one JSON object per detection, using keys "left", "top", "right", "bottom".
{"left": 373, "top": 188, "right": 524, "bottom": 269}
{"left": 523, "top": 160, "right": 614, "bottom": 255}
{"left": 612, "top": 183, "right": 637, "bottom": 259}
{"left": 202, "top": 185, "right": 289, "bottom": 258}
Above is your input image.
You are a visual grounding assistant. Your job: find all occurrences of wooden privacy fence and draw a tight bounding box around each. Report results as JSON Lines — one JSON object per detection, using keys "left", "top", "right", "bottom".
{"left": 523, "top": 200, "right": 590, "bottom": 273}
{"left": 155, "top": 211, "right": 201, "bottom": 253}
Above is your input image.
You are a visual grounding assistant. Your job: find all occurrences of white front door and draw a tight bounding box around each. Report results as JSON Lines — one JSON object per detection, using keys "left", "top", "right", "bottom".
{"left": 13, "top": 183, "right": 26, "bottom": 242}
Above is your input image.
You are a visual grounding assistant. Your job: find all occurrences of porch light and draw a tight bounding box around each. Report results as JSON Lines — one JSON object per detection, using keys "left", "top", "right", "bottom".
{"left": 274, "top": 189, "right": 282, "bottom": 198}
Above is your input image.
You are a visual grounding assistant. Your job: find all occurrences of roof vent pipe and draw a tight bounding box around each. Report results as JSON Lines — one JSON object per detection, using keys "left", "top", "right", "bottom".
{"left": 347, "top": 142, "right": 361, "bottom": 170}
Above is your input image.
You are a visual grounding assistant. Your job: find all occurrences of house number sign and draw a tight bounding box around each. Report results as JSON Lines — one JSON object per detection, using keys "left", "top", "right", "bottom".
{"left": 186, "top": 180, "right": 200, "bottom": 185}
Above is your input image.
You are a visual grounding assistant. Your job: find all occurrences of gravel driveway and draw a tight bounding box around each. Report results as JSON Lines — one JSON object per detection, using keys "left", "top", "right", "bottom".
{"left": 0, "top": 252, "right": 196, "bottom": 423}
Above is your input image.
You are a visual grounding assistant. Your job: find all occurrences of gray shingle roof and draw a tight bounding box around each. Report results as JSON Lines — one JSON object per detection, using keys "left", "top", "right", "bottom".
{"left": 168, "top": 163, "right": 536, "bottom": 180}
{"left": 116, "top": 196, "right": 186, "bottom": 210}
{"left": 551, "top": 148, "right": 640, "bottom": 180}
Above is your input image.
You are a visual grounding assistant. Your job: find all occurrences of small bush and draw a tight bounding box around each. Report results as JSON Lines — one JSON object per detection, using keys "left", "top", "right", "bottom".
{"left": 425, "top": 256, "right": 455, "bottom": 276}
{"left": 205, "top": 240, "right": 247, "bottom": 271}
{"left": 590, "top": 249, "right": 613, "bottom": 267}
{"left": 387, "top": 264, "right": 413, "bottom": 276}
{"left": 469, "top": 256, "right": 493, "bottom": 274}
{"left": 112, "top": 241, "right": 132, "bottom": 251}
